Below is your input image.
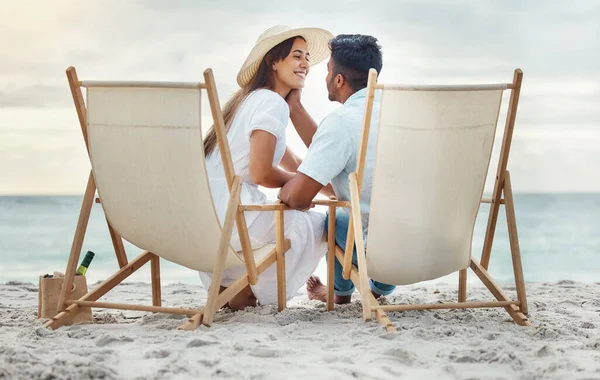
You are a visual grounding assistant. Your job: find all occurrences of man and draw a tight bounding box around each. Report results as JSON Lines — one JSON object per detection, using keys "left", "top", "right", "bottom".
{"left": 279, "top": 34, "right": 395, "bottom": 304}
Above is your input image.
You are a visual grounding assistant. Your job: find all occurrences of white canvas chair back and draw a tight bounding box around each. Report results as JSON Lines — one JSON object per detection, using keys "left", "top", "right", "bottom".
{"left": 44, "top": 68, "right": 291, "bottom": 331}
{"left": 366, "top": 85, "right": 505, "bottom": 285}
{"left": 86, "top": 84, "right": 246, "bottom": 272}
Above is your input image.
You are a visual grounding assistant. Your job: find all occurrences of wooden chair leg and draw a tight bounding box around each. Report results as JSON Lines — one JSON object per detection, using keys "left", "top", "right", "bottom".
{"left": 349, "top": 173, "right": 371, "bottom": 321}
{"left": 334, "top": 246, "right": 396, "bottom": 332}
{"left": 481, "top": 180, "right": 502, "bottom": 269}
{"left": 107, "top": 220, "right": 128, "bottom": 268}
{"left": 356, "top": 267, "right": 372, "bottom": 321}
{"left": 45, "top": 251, "right": 153, "bottom": 330}
{"left": 342, "top": 218, "right": 355, "bottom": 280}
{"left": 275, "top": 208, "right": 286, "bottom": 312}
{"left": 503, "top": 171, "right": 528, "bottom": 314}
{"left": 326, "top": 205, "right": 336, "bottom": 311}
{"left": 235, "top": 210, "right": 259, "bottom": 285}
{"left": 458, "top": 268, "right": 467, "bottom": 302}
{"left": 203, "top": 256, "right": 230, "bottom": 326}
{"left": 151, "top": 254, "right": 161, "bottom": 307}
{"left": 57, "top": 171, "right": 96, "bottom": 311}
{"left": 203, "top": 177, "right": 242, "bottom": 326}
{"left": 179, "top": 312, "right": 204, "bottom": 330}
{"left": 481, "top": 69, "right": 523, "bottom": 270}
{"left": 470, "top": 258, "right": 532, "bottom": 327}
{"left": 178, "top": 247, "right": 285, "bottom": 331}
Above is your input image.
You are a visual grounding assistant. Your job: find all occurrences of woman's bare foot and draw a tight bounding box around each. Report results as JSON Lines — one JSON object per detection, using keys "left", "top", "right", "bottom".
{"left": 219, "top": 286, "right": 231, "bottom": 309}
{"left": 227, "top": 285, "right": 257, "bottom": 311}
{"left": 306, "top": 276, "right": 327, "bottom": 302}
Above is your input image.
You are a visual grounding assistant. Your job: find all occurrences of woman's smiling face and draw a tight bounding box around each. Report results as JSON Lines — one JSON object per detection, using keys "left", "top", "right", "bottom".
{"left": 272, "top": 37, "right": 311, "bottom": 90}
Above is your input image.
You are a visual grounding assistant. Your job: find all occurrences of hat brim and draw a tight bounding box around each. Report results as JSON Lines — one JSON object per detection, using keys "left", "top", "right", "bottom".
{"left": 237, "top": 27, "right": 334, "bottom": 88}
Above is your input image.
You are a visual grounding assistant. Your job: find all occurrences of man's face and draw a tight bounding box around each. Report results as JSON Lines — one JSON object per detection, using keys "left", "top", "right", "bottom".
{"left": 325, "top": 58, "right": 338, "bottom": 102}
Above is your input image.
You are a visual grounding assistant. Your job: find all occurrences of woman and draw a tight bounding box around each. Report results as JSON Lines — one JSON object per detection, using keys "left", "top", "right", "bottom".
{"left": 199, "top": 25, "right": 333, "bottom": 309}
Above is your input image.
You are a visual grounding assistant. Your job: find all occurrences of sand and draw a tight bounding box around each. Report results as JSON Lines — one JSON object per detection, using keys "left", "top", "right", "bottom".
{"left": 1, "top": 280, "right": 599, "bottom": 379}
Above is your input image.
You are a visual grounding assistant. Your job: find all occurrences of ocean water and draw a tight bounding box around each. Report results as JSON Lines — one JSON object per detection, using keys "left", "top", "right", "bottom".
{"left": 1, "top": 194, "right": 599, "bottom": 286}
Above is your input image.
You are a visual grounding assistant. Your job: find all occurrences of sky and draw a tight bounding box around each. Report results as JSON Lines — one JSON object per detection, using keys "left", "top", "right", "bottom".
{"left": 0, "top": 0, "right": 599, "bottom": 194}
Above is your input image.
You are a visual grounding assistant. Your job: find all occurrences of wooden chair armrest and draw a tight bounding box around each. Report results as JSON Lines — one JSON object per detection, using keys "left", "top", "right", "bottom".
{"left": 312, "top": 199, "right": 351, "bottom": 208}
{"left": 238, "top": 203, "right": 292, "bottom": 212}
{"left": 239, "top": 200, "right": 351, "bottom": 212}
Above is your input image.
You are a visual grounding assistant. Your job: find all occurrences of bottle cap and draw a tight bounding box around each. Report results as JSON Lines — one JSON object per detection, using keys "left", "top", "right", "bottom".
{"left": 81, "top": 250, "right": 95, "bottom": 267}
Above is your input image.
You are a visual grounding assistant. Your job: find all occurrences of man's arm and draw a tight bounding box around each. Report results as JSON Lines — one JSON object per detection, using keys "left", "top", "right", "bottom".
{"left": 280, "top": 146, "right": 336, "bottom": 200}
{"left": 278, "top": 172, "right": 323, "bottom": 210}
{"left": 280, "top": 114, "right": 352, "bottom": 209}
{"left": 286, "top": 89, "right": 318, "bottom": 148}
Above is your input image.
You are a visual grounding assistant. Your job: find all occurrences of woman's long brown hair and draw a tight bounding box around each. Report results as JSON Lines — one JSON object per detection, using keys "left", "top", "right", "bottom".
{"left": 203, "top": 36, "right": 305, "bottom": 157}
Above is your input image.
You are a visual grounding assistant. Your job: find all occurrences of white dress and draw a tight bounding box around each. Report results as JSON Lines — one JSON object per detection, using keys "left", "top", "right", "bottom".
{"left": 199, "top": 89, "right": 327, "bottom": 305}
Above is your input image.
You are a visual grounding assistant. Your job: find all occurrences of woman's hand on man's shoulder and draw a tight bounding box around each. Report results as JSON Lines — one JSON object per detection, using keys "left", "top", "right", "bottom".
{"left": 285, "top": 89, "right": 303, "bottom": 114}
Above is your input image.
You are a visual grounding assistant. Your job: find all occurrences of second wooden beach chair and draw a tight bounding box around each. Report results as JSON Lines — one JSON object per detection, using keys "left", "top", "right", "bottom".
{"left": 327, "top": 68, "right": 532, "bottom": 332}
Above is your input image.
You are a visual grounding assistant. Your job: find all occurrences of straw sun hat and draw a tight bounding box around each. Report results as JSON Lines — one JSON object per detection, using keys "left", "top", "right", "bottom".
{"left": 236, "top": 25, "right": 334, "bottom": 87}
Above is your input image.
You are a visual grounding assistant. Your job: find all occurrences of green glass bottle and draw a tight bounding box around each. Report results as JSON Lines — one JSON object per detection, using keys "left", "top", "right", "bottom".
{"left": 76, "top": 251, "right": 95, "bottom": 276}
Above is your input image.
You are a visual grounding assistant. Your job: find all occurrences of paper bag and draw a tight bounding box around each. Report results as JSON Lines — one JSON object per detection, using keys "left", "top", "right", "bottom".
{"left": 38, "top": 275, "right": 93, "bottom": 324}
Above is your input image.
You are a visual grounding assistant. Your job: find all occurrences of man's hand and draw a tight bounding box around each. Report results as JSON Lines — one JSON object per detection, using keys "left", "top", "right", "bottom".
{"left": 278, "top": 172, "right": 323, "bottom": 210}
{"left": 285, "top": 89, "right": 303, "bottom": 114}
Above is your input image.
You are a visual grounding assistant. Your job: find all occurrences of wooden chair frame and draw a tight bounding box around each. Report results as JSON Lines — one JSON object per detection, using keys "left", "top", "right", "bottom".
{"left": 44, "top": 67, "right": 291, "bottom": 331}
{"left": 327, "top": 68, "right": 532, "bottom": 332}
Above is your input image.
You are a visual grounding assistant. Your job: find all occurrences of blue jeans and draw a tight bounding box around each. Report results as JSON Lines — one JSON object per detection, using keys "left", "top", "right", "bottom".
{"left": 325, "top": 208, "right": 396, "bottom": 297}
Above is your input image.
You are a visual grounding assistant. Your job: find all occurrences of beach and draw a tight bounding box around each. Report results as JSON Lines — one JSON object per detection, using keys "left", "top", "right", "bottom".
{"left": 2, "top": 0, "right": 599, "bottom": 378}
{"left": 2, "top": 280, "right": 599, "bottom": 379}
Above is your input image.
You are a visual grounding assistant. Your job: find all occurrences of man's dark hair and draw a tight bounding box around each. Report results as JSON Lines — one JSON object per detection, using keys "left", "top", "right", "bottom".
{"left": 329, "top": 34, "right": 383, "bottom": 91}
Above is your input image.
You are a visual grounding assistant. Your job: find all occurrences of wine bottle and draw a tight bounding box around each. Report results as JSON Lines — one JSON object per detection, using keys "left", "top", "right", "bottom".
{"left": 76, "top": 251, "right": 95, "bottom": 276}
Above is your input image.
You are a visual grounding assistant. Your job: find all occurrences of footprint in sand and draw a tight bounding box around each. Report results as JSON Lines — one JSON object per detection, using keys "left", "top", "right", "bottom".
{"left": 144, "top": 350, "right": 170, "bottom": 359}
{"left": 171, "top": 289, "right": 194, "bottom": 295}
{"left": 34, "top": 326, "right": 53, "bottom": 337}
{"left": 248, "top": 347, "right": 283, "bottom": 358}
{"left": 382, "top": 348, "right": 416, "bottom": 366}
{"left": 198, "top": 359, "right": 220, "bottom": 368}
{"left": 454, "top": 355, "right": 478, "bottom": 363}
{"left": 186, "top": 339, "right": 218, "bottom": 348}
{"left": 380, "top": 365, "right": 404, "bottom": 377}
{"left": 322, "top": 354, "right": 353, "bottom": 364}
{"left": 95, "top": 335, "right": 134, "bottom": 347}
{"left": 67, "top": 329, "right": 93, "bottom": 339}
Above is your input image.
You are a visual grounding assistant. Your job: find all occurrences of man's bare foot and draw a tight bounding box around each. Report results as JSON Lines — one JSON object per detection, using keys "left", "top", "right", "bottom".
{"left": 306, "top": 276, "right": 356, "bottom": 304}
{"left": 306, "top": 276, "right": 327, "bottom": 302}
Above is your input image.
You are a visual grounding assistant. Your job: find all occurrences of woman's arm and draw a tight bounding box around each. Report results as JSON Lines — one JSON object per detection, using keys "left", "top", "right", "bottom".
{"left": 286, "top": 89, "right": 318, "bottom": 148}
{"left": 319, "top": 184, "right": 336, "bottom": 198}
{"left": 249, "top": 130, "right": 294, "bottom": 188}
{"left": 280, "top": 146, "right": 302, "bottom": 172}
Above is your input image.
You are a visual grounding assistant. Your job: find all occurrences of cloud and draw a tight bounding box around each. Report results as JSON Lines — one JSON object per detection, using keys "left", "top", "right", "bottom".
{"left": 0, "top": 0, "right": 598, "bottom": 193}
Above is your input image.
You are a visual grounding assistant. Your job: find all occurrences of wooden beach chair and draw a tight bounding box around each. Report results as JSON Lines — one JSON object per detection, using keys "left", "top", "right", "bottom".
{"left": 327, "top": 68, "right": 532, "bottom": 332}
{"left": 44, "top": 67, "right": 291, "bottom": 331}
